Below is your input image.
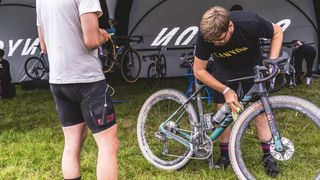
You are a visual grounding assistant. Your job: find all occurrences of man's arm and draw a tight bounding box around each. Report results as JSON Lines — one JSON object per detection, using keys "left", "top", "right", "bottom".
{"left": 193, "top": 57, "right": 242, "bottom": 111}
{"left": 80, "top": 12, "right": 110, "bottom": 49}
{"left": 37, "top": 26, "right": 47, "bottom": 53}
{"left": 193, "top": 57, "right": 226, "bottom": 93}
{"left": 269, "top": 23, "right": 283, "bottom": 59}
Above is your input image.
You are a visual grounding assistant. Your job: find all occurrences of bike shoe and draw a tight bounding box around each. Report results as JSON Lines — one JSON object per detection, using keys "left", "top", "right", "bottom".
{"left": 214, "top": 156, "right": 230, "bottom": 169}
{"left": 262, "top": 155, "right": 279, "bottom": 178}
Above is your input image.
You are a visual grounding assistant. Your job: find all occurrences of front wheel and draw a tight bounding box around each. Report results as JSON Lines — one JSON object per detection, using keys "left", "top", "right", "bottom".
{"left": 120, "top": 48, "right": 141, "bottom": 83}
{"left": 229, "top": 95, "right": 320, "bottom": 180}
{"left": 137, "top": 89, "right": 197, "bottom": 170}
{"left": 24, "top": 56, "right": 45, "bottom": 80}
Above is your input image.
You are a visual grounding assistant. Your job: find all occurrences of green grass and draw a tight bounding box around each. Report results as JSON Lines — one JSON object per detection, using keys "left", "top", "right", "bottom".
{"left": 0, "top": 77, "right": 320, "bottom": 180}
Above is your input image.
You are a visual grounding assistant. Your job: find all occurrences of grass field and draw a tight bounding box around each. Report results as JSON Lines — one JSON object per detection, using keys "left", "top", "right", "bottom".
{"left": 0, "top": 77, "right": 320, "bottom": 180}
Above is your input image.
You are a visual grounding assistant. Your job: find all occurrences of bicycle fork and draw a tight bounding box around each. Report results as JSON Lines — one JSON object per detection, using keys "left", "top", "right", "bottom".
{"left": 259, "top": 84, "right": 284, "bottom": 152}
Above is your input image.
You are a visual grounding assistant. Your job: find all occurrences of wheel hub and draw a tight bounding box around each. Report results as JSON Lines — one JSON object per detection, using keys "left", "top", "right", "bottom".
{"left": 165, "top": 121, "right": 179, "bottom": 134}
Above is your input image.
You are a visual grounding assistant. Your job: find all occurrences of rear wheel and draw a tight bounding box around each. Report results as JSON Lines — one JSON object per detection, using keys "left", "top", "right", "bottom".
{"left": 137, "top": 89, "right": 197, "bottom": 170}
{"left": 120, "top": 48, "right": 141, "bottom": 83}
{"left": 24, "top": 56, "right": 45, "bottom": 80}
{"left": 229, "top": 96, "right": 320, "bottom": 180}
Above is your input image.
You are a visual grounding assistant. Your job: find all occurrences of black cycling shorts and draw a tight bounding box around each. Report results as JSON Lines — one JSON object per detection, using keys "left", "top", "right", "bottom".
{"left": 50, "top": 80, "right": 116, "bottom": 133}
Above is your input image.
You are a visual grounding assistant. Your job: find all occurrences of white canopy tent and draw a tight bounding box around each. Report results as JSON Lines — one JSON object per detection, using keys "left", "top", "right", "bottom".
{"left": 0, "top": 0, "right": 319, "bottom": 82}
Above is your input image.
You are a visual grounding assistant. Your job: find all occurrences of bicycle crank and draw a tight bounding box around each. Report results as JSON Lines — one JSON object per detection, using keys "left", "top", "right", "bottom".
{"left": 192, "top": 134, "right": 213, "bottom": 159}
{"left": 270, "top": 137, "right": 295, "bottom": 161}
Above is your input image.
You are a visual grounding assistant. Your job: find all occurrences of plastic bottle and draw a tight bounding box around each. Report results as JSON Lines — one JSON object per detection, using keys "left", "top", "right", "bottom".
{"left": 211, "top": 103, "right": 230, "bottom": 124}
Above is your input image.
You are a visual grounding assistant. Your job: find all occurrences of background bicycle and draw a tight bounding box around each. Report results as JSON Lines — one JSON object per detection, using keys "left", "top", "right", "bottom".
{"left": 98, "top": 35, "right": 143, "bottom": 83}
{"left": 24, "top": 45, "right": 49, "bottom": 80}
{"left": 260, "top": 40, "right": 297, "bottom": 91}
{"left": 142, "top": 46, "right": 167, "bottom": 87}
{"left": 137, "top": 52, "right": 320, "bottom": 179}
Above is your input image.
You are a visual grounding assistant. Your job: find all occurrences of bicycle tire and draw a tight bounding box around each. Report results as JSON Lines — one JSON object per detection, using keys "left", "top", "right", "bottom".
{"left": 120, "top": 48, "right": 141, "bottom": 83}
{"left": 99, "top": 41, "right": 115, "bottom": 73}
{"left": 24, "top": 56, "right": 46, "bottom": 80}
{"left": 137, "top": 89, "right": 197, "bottom": 170}
{"left": 159, "top": 54, "right": 167, "bottom": 77}
{"left": 229, "top": 95, "right": 320, "bottom": 180}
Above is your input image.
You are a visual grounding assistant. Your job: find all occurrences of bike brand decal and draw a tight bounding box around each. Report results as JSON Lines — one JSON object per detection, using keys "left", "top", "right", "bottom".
{"left": 151, "top": 19, "right": 291, "bottom": 47}
{"left": 0, "top": 38, "right": 39, "bottom": 57}
{"left": 266, "top": 112, "right": 274, "bottom": 121}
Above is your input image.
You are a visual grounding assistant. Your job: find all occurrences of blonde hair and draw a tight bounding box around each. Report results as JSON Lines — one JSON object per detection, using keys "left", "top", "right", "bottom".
{"left": 200, "top": 6, "right": 230, "bottom": 42}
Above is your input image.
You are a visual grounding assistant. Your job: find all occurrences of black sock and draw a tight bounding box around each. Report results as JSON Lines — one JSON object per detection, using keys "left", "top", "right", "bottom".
{"left": 220, "top": 143, "right": 229, "bottom": 158}
{"left": 261, "top": 142, "right": 271, "bottom": 157}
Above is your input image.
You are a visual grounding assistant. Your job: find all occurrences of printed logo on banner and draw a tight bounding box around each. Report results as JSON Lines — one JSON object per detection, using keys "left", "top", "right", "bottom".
{"left": 0, "top": 38, "right": 39, "bottom": 57}
{"left": 151, "top": 19, "right": 291, "bottom": 47}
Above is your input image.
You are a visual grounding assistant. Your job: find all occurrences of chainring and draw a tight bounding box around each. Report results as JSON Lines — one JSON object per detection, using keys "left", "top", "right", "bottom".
{"left": 192, "top": 134, "right": 213, "bottom": 159}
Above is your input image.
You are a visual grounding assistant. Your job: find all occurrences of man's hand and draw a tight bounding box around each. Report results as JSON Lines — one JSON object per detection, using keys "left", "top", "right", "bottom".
{"left": 223, "top": 88, "right": 243, "bottom": 112}
{"left": 99, "top": 28, "right": 111, "bottom": 43}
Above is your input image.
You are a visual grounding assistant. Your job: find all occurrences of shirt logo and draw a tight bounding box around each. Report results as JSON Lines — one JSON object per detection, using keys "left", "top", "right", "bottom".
{"left": 213, "top": 47, "right": 249, "bottom": 58}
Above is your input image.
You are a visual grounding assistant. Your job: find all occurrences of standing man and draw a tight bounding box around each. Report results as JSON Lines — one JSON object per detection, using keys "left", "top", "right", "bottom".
{"left": 0, "top": 48, "right": 15, "bottom": 99}
{"left": 36, "top": 0, "right": 119, "bottom": 180}
{"left": 193, "top": 6, "right": 283, "bottom": 177}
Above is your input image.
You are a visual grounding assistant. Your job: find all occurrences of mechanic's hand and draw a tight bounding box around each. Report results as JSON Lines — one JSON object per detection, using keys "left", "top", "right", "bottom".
{"left": 223, "top": 88, "right": 244, "bottom": 112}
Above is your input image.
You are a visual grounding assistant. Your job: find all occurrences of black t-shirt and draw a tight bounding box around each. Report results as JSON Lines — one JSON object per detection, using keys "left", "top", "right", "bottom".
{"left": 195, "top": 11, "right": 274, "bottom": 81}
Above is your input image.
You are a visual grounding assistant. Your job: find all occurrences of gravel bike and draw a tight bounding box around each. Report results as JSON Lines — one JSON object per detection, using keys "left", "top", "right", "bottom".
{"left": 98, "top": 36, "right": 142, "bottom": 83}
{"left": 137, "top": 52, "right": 320, "bottom": 179}
{"left": 142, "top": 46, "right": 167, "bottom": 86}
{"left": 24, "top": 45, "right": 49, "bottom": 80}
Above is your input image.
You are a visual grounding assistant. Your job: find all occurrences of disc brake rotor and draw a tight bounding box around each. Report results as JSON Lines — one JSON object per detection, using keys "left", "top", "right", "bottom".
{"left": 270, "top": 137, "right": 295, "bottom": 161}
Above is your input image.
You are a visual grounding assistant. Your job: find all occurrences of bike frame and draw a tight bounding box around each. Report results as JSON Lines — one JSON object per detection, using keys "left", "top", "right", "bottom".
{"left": 103, "top": 36, "right": 141, "bottom": 66}
{"left": 158, "top": 64, "right": 285, "bottom": 152}
{"left": 143, "top": 47, "right": 167, "bottom": 78}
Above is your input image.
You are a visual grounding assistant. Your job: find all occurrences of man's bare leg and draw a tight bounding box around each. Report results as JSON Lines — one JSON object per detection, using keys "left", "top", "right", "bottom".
{"left": 62, "top": 122, "right": 88, "bottom": 179}
{"left": 93, "top": 124, "right": 119, "bottom": 180}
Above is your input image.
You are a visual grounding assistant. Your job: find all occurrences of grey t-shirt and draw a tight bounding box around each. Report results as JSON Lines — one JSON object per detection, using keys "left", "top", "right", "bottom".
{"left": 36, "top": 0, "right": 105, "bottom": 84}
